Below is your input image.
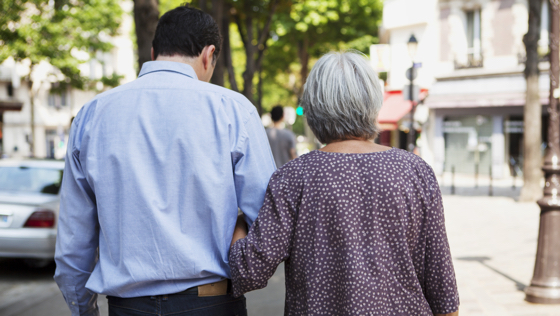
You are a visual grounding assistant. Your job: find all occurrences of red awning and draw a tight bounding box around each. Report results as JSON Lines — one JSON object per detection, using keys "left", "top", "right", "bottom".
{"left": 378, "top": 90, "right": 427, "bottom": 130}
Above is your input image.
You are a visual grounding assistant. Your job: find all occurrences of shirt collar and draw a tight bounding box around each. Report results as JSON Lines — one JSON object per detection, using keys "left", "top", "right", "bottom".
{"left": 138, "top": 61, "right": 198, "bottom": 80}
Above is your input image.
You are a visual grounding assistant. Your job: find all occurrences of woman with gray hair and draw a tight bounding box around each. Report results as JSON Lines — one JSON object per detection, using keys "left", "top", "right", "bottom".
{"left": 229, "top": 51, "right": 459, "bottom": 316}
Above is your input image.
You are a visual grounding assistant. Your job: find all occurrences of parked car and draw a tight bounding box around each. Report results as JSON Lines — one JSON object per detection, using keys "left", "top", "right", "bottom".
{"left": 0, "top": 159, "right": 64, "bottom": 267}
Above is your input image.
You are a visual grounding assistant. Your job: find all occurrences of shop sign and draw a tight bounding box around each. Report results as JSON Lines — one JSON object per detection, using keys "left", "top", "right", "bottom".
{"left": 442, "top": 121, "right": 475, "bottom": 133}
{"left": 505, "top": 121, "right": 524, "bottom": 133}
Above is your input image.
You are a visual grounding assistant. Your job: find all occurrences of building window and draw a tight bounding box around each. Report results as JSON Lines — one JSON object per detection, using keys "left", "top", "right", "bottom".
{"left": 539, "top": 0, "right": 550, "bottom": 56}
{"left": 455, "top": 9, "right": 483, "bottom": 69}
{"left": 48, "top": 90, "right": 68, "bottom": 108}
{"left": 466, "top": 9, "right": 482, "bottom": 67}
{"left": 7, "top": 83, "right": 13, "bottom": 97}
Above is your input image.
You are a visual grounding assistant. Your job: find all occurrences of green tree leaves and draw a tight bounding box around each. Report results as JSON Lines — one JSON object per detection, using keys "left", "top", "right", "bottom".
{"left": 0, "top": 0, "right": 123, "bottom": 89}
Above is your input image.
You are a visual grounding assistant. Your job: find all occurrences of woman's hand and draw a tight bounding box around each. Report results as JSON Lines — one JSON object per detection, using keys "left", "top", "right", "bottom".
{"left": 435, "top": 311, "right": 458, "bottom": 316}
{"left": 231, "top": 214, "right": 248, "bottom": 247}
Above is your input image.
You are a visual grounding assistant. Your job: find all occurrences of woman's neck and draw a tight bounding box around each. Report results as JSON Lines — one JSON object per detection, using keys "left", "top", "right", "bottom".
{"left": 319, "top": 139, "right": 391, "bottom": 154}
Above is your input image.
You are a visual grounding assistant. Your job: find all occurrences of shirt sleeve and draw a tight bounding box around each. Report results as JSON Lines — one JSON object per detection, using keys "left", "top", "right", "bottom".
{"left": 422, "top": 165, "right": 460, "bottom": 314}
{"left": 229, "top": 169, "right": 299, "bottom": 297}
{"left": 54, "top": 117, "right": 100, "bottom": 316}
{"left": 232, "top": 108, "right": 277, "bottom": 226}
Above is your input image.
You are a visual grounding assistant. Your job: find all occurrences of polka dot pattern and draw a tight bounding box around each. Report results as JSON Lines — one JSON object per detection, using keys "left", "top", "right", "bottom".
{"left": 229, "top": 148, "right": 459, "bottom": 315}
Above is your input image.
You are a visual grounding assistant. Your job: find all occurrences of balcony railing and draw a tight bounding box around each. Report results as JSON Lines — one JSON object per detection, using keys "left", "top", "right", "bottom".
{"left": 454, "top": 53, "right": 484, "bottom": 70}
{"left": 517, "top": 52, "right": 550, "bottom": 65}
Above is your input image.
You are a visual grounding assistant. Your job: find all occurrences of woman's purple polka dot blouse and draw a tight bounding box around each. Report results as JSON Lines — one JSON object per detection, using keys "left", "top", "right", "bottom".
{"left": 229, "top": 148, "right": 460, "bottom": 315}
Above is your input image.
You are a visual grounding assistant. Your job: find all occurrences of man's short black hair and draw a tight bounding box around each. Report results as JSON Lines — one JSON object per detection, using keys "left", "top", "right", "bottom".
{"left": 152, "top": 5, "right": 222, "bottom": 63}
{"left": 271, "top": 105, "right": 284, "bottom": 122}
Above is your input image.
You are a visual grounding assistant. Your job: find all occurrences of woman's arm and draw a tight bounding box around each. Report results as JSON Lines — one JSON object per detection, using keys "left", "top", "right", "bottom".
{"left": 435, "top": 312, "right": 459, "bottom": 316}
{"left": 228, "top": 171, "right": 298, "bottom": 297}
{"left": 421, "top": 164, "right": 460, "bottom": 315}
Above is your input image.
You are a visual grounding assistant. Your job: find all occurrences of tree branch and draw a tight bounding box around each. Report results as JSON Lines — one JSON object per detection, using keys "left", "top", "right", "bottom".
{"left": 255, "top": 39, "right": 269, "bottom": 70}
{"left": 233, "top": 12, "right": 248, "bottom": 49}
{"left": 257, "top": 0, "right": 278, "bottom": 48}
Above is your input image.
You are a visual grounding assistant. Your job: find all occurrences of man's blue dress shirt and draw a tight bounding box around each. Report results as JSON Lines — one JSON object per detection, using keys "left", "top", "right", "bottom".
{"left": 54, "top": 61, "right": 276, "bottom": 316}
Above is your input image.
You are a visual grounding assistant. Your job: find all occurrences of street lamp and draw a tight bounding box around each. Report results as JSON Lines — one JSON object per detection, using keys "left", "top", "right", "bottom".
{"left": 407, "top": 34, "right": 418, "bottom": 60}
{"left": 525, "top": 0, "right": 560, "bottom": 304}
{"left": 406, "top": 34, "right": 418, "bottom": 152}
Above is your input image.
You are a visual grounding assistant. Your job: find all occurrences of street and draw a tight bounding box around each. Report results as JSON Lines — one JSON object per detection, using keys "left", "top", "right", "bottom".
{"left": 2, "top": 186, "right": 560, "bottom": 316}
{"left": 0, "top": 259, "right": 284, "bottom": 316}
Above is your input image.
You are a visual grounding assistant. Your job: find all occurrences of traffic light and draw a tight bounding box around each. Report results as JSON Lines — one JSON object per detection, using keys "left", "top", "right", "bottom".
{"left": 296, "top": 106, "right": 304, "bottom": 116}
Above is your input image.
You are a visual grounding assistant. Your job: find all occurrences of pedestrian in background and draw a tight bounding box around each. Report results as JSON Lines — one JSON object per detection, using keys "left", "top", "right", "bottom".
{"left": 229, "top": 51, "right": 460, "bottom": 316}
{"left": 266, "top": 105, "right": 297, "bottom": 168}
{"left": 54, "top": 5, "right": 275, "bottom": 316}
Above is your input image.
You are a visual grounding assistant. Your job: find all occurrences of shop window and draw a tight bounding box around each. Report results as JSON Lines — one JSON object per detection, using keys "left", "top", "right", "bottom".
{"left": 443, "top": 115, "right": 492, "bottom": 175}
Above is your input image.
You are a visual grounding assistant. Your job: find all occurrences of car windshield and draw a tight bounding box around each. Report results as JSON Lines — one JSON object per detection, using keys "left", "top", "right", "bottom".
{"left": 0, "top": 166, "right": 63, "bottom": 195}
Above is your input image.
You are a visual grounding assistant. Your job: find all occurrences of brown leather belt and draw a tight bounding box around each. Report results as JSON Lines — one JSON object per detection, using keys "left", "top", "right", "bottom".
{"left": 176, "top": 279, "right": 229, "bottom": 297}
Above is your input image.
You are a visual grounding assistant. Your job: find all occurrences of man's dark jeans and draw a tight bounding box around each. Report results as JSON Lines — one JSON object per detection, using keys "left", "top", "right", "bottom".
{"left": 107, "top": 293, "right": 247, "bottom": 316}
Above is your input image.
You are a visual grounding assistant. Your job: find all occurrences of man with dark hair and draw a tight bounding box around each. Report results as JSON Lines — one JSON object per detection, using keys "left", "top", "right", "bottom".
{"left": 267, "top": 105, "right": 297, "bottom": 168}
{"left": 54, "top": 5, "right": 275, "bottom": 316}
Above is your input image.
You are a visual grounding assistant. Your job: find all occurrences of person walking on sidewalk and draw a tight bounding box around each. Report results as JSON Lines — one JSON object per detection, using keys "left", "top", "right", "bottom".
{"left": 266, "top": 105, "right": 297, "bottom": 168}
{"left": 54, "top": 5, "right": 276, "bottom": 316}
{"left": 229, "top": 52, "right": 460, "bottom": 316}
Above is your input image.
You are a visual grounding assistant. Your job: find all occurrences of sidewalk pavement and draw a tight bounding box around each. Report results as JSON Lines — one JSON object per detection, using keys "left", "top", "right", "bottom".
{"left": 439, "top": 174, "right": 560, "bottom": 316}
{"left": 444, "top": 193, "right": 560, "bottom": 316}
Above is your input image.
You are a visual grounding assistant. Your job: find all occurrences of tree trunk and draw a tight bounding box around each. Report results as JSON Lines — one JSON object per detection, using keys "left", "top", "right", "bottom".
{"left": 133, "top": 0, "right": 159, "bottom": 72}
{"left": 233, "top": 0, "right": 277, "bottom": 115}
{"left": 223, "top": 8, "right": 238, "bottom": 91}
{"left": 520, "top": 0, "right": 542, "bottom": 202}
{"left": 28, "top": 77, "right": 35, "bottom": 157}
{"left": 209, "top": 0, "right": 225, "bottom": 86}
{"left": 198, "top": 0, "right": 208, "bottom": 12}
{"left": 257, "top": 69, "right": 263, "bottom": 112}
{"left": 242, "top": 15, "right": 256, "bottom": 107}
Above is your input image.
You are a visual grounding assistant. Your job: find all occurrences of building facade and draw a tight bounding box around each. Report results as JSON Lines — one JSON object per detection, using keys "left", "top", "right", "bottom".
{"left": 379, "top": 0, "right": 554, "bottom": 179}
{"left": 425, "top": 0, "right": 552, "bottom": 179}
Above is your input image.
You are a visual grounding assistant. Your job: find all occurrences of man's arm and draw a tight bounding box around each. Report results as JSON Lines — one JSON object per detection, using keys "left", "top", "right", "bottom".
{"left": 232, "top": 108, "right": 277, "bottom": 226}
{"left": 54, "top": 118, "right": 100, "bottom": 316}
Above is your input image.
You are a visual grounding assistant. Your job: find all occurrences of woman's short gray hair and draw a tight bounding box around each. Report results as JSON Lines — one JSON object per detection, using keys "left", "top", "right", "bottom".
{"left": 301, "top": 51, "right": 383, "bottom": 144}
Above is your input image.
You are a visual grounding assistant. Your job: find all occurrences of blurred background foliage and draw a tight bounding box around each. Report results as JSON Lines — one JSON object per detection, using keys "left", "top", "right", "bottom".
{"left": 1, "top": 0, "right": 382, "bottom": 113}
{"left": 156, "top": 0, "right": 382, "bottom": 114}
{"left": 0, "top": 0, "right": 123, "bottom": 89}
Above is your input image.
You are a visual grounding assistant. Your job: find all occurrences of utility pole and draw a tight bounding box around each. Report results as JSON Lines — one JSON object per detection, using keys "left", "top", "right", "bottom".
{"left": 525, "top": 0, "right": 560, "bottom": 304}
{"left": 406, "top": 34, "right": 418, "bottom": 152}
{"left": 407, "top": 68, "right": 417, "bottom": 152}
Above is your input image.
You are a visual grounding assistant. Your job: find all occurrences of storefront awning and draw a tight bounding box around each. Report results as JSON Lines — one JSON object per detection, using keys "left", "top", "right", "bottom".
{"left": 378, "top": 90, "right": 427, "bottom": 130}
{"left": 424, "top": 91, "right": 549, "bottom": 108}
{"left": 0, "top": 100, "right": 23, "bottom": 112}
{"left": 424, "top": 72, "right": 550, "bottom": 108}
